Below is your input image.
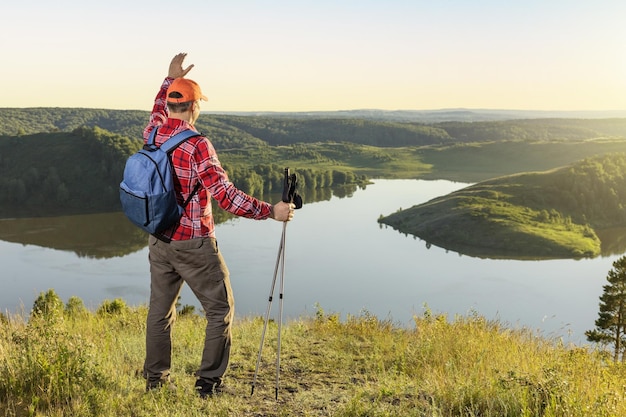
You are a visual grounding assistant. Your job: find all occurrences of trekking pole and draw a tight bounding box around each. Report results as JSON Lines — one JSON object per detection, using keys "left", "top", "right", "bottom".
{"left": 275, "top": 221, "right": 287, "bottom": 400}
{"left": 251, "top": 168, "right": 302, "bottom": 399}
{"left": 251, "top": 221, "right": 286, "bottom": 397}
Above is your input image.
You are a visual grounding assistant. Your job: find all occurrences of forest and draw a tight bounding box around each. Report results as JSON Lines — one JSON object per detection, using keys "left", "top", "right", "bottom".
{"left": 0, "top": 126, "right": 365, "bottom": 218}
{"left": 3, "top": 107, "right": 626, "bottom": 148}
{"left": 2, "top": 107, "right": 626, "bottom": 222}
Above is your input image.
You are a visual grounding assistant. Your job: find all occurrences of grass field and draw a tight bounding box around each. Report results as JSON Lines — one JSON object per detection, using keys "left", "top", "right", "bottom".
{"left": 1, "top": 292, "right": 625, "bottom": 417}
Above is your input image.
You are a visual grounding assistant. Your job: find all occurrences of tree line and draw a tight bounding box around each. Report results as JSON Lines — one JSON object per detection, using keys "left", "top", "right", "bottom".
{"left": 0, "top": 126, "right": 366, "bottom": 218}
{"left": 508, "top": 153, "right": 626, "bottom": 229}
{"left": 2, "top": 108, "right": 626, "bottom": 149}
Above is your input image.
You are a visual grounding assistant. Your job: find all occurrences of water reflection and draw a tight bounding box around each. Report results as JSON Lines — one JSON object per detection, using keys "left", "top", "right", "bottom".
{"left": 3, "top": 202, "right": 625, "bottom": 262}
{"left": 0, "top": 213, "right": 146, "bottom": 258}
{"left": 382, "top": 225, "right": 626, "bottom": 260}
{"left": 0, "top": 184, "right": 363, "bottom": 259}
{"left": 596, "top": 227, "right": 626, "bottom": 257}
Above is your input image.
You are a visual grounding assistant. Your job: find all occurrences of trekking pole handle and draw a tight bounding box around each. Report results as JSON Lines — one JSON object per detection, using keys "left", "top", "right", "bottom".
{"left": 282, "top": 167, "right": 291, "bottom": 203}
{"left": 281, "top": 167, "right": 303, "bottom": 209}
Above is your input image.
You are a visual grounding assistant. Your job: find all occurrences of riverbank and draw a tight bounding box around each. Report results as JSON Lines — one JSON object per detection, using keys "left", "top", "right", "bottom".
{"left": 1, "top": 292, "right": 624, "bottom": 417}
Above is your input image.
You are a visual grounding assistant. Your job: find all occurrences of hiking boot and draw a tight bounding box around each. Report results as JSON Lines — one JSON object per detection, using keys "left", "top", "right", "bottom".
{"left": 194, "top": 378, "right": 232, "bottom": 398}
{"left": 146, "top": 376, "right": 177, "bottom": 392}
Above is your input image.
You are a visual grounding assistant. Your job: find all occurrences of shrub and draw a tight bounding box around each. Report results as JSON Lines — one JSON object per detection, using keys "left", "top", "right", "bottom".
{"left": 31, "top": 289, "right": 64, "bottom": 320}
{"left": 65, "top": 296, "right": 88, "bottom": 318}
{"left": 96, "top": 298, "right": 128, "bottom": 316}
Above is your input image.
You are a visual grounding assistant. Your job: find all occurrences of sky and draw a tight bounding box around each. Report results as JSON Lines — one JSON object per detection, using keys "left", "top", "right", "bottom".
{"left": 2, "top": 0, "right": 626, "bottom": 112}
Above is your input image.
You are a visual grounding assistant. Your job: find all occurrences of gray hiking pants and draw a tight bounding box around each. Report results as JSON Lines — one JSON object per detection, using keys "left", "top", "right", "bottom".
{"left": 143, "top": 235, "right": 234, "bottom": 385}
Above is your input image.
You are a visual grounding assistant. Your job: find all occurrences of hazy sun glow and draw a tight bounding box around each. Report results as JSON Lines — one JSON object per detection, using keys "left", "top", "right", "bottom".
{"left": 2, "top": 0, "right": 625, "bottom": 112}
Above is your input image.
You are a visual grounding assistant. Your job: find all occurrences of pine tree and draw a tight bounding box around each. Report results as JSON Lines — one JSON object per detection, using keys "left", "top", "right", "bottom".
{"left": 586, "top": 255, "right": 626, "bottom": 361}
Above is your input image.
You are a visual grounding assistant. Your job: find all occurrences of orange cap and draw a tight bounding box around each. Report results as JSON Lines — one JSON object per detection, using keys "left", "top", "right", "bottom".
{"left": 166, "top": 78, "right": 208, "bottom": 103}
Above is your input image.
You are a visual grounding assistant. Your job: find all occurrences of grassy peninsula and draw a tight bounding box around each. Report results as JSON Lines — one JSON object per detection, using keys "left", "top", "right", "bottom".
{"left": 2, "top": 291, "right": 625, "bottom": 417}
{"left": 380, "top": 153, "right": 626, "bottom": 259}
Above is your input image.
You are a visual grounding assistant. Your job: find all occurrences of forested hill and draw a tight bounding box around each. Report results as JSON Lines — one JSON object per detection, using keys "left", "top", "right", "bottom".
{"left": 379, "top": 153, "right": 626, "bottom": 259}
{"left": 0, "top": 127, "right": 134, "bottom": 217}
{"left": 0, "top": 126, "right": 369, "bottom": 218}
{"left": 0, "top": 108, "right": 453, "bottom": 147}
{"left": 2, "top": 108, "right": 626, "bottom": 149}
{"left": 3, "top": 107, "right": 626, "bottom": 221}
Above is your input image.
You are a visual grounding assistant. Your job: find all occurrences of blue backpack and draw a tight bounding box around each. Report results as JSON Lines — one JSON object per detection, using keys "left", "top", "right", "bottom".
{"left": 120, "top": 128, "right": 201, "bottom": 234}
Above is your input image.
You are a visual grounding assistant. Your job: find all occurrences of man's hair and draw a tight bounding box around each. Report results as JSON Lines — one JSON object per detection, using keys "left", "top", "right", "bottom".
{"left": 167, "top": 92, "right": 193, "bottom": 113}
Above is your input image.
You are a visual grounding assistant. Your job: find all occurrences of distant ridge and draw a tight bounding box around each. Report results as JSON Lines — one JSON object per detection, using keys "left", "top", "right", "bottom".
{"left": 205, "top": 109, "right": 626, "bottom": 123}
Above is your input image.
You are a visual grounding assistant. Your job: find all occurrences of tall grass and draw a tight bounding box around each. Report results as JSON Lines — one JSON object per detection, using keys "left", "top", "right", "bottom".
{"left": 1, "top": 291, "right": 625, "bottom": 416}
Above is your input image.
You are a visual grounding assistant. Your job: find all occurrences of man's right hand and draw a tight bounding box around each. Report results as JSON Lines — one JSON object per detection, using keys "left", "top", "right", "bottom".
{"left": 168, "top": 53, "right": 194, "bottom": 79}
{"left": 271, "top": 201, "right": 295, "bottom": 222}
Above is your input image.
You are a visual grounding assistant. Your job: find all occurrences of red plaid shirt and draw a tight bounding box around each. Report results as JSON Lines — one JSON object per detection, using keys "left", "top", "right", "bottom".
{"left": 143, "top": 77, "right": 272, "bottom": 240}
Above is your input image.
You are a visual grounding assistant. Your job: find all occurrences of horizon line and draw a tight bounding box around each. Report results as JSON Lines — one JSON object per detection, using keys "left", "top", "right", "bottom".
{"left": 3, "top": 106, "right": 626, "bottom": 114}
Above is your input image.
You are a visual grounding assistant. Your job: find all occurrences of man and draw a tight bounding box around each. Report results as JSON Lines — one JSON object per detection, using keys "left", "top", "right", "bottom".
{"left": 142, "top": 53, "right": 295, "bottom": 397}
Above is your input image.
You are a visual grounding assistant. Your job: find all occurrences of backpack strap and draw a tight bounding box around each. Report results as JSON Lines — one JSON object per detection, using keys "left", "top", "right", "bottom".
{"left": 147, "top": 127, "right": 158, "bottom": 146}
{"left": 182, "top": 182, "right": 202, "bottom": 208}
{"left": 160, "top": 129, "right": 202, "bottom": 154}
{"left": 161, "top": 128, "right": 203, "bottom": 209}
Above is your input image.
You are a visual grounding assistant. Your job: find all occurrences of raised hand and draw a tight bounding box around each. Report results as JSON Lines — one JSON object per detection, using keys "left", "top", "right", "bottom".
{"left": 168, "top": 53, "right": 195, "bottom": 79}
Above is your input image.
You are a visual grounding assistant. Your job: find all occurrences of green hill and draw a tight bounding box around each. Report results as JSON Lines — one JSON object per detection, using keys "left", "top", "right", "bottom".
{"left": 0, "top": 127, "right": 134, "bottom": 217}
{"left": 0, "top": 126, "right": 368, "bottom": 218}
{"left": 379, "top": 153, "right": 626, "bottom": 259}
{"left": 0, "top": 108, "right": 454, "bottom": 148}
{"left": 2, "top": 108, "right": 626, "bottom": 149}
{"left": 4, "top": 108, "right": 626, "bottom": 225}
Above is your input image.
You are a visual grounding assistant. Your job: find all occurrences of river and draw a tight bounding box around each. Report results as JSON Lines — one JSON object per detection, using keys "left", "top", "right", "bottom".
{"left": 0, "top": 179, "right": 619, "bottom": 345}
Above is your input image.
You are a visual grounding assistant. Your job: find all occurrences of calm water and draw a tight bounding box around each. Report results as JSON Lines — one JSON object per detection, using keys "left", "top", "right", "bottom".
{"left": 0, "top": 179, "right": 619, "bottom": 345}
